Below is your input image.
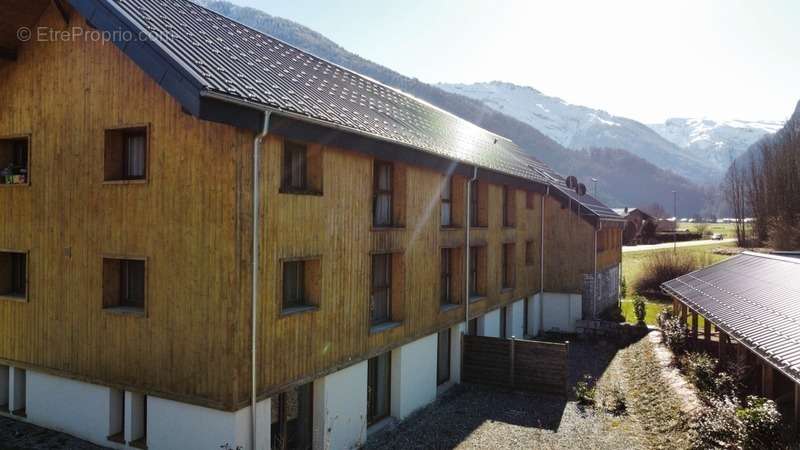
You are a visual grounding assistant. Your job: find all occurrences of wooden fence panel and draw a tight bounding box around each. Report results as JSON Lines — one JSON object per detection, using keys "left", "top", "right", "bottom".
{"left": 461, "top": 334, "right": 569, "bottom": 396}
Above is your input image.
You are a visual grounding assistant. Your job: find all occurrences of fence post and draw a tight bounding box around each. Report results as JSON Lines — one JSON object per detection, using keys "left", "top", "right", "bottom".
{"left": 509, "top": 337, "right": 516, "bottom": 389}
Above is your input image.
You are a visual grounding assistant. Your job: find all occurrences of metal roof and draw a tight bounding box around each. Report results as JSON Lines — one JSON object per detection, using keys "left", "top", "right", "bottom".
{"left": 75, "top": 0, "right": 620, "bottom": 222}
{"left": 662, "top": 252, "right": 800, "bottom": 383}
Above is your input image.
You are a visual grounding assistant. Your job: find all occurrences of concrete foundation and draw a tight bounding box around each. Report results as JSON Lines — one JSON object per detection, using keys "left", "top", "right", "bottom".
{"left": 541, "top": 293, "right": 583, "bottom": 333}
{"left": 313, "top": 360, "right": 368, "bottom": 450}
{"left": 481, "top": 308, "right": 502, "bottom": 337}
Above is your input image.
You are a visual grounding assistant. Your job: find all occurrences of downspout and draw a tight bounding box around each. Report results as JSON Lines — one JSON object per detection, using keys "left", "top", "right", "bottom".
{"left": 464, "top": 166, "right": 478, "bottom": 331}
{"left": 539, "top": 185, "right": 549, "bottom": 335}
{"left": 251, "top": 112, "right": 271, "bottom": 450}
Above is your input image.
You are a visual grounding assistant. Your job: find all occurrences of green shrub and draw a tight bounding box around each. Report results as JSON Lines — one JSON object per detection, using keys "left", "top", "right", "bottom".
{"left": 599, "top": 304, "right": 625, "bottom": 323}
{"left": 690, "top": 396, "right": 743, "bottom": 449}
{"left": 737, "top": 396, "right": 782, "bottom": 449}
{"left": 634, "top": 252, "right": 707, "bottom": 295}
{"left": 574, "top": 374, "right": 596, "bottom": 407}
{"left": 680, "top": 352, "right": 718, "bottom": 394}
{"left": 601, "top": 382, "right": 627, "bottom": 416}
{"left": 660, "top": 315, "right": 689, "bottom": 354}
{"left": 633, "top": 296, "right": 646, "bottom": 324}
{"left": 657, "top": 306, "right": 675, "bottom": 328}
{"left": 620, "top": 275, "right": 628, "bottom": 298}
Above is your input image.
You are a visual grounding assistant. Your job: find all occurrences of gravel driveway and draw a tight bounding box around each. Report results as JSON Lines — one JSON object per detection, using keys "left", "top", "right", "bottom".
{"left": 367, "top": 337, "right": 656, "bottom": 450}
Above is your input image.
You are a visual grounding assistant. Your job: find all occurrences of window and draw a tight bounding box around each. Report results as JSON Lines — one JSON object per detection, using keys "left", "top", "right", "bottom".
{"left": 502, "top": 243, "right": 515, "bottom": 289}
{"left": 371, "top": 254, "right": 392, "bottom": 325}
{"left": 281, "top": 258, "right": 320, "bottom": 313}
{"left": 103, "top": 258, "right": 146, "bottom": 312}
{"left": 367, "top": 353, "right": 391, "bottom": 425}
{"left": 441, "top": 176, "right": 453, "bottom": 227}
{"left": 437, "top": 330, "right": 451, "bottom": 385}
{"left": 468, "top": 246, "right": 485, "bottom": 299}
{"left": 0, "top": 252, "right": 27, "bottom": 300}
{"left": 440, "top": 248, "right": 453, "bottom": 306}
{"left": 373, "top": 161, "right": 393, "bottom": 227}
{"left": 280, "top": 140, "right": 323, "bottom": 194}
{"left": 9, "top": 367, "right": 25, "bottom": 417}
{"left": 105, "top": 127, "right": 147, "bottom": 181}
{"left": 526, "top": 191, "right": 535, "bottom": 210}
{"left": 500, "top": 307, "right": 508, "bottom": 338}
{"left": 468, "top": 318, "right": 478, "bottom": 336}
{"left": 502, "top": 186, "right": 515, "bottom": 227}
{"left": 0, "top": 364, "right": 8, "bottom": 412}
{"left": 0, "top": 137, "right": 29, "bottom": 185}
{"left": 271, "top": 383, "right": 313, "bottom": 450}
{"left": 525, "top": 240, "right": 535, "bottom": 266}
{"left": 108, "top": 390, "right": 125, "bottom": 443}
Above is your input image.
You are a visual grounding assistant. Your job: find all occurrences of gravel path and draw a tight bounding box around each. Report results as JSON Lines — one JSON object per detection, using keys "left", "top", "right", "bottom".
{"left": 368, "top": 338, "right": 649, "bottom": 450}
{"left": 0, "top": 416, "right": 109, "bottom": 450}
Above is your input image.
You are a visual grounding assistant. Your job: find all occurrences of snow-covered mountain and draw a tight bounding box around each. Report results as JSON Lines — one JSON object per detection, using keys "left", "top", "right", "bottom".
{"left": 437, "top": 81, "right": 777, "bottom": 183}
{"left": 649, "top": 118, "right": 783, "bottom": 170}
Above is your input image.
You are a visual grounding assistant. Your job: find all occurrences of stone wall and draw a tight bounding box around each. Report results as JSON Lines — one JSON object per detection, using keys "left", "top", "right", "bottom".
{"left": 582, "top": 264, "right": 621, "bottom": 319}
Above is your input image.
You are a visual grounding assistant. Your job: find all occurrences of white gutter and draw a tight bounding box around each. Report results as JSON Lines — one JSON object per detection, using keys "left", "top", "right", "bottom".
{"left": 251, "top": 112, "right": 271, "bottom": 450}
{"left": 464, "top": 166, "right": 478, "bottom": 331}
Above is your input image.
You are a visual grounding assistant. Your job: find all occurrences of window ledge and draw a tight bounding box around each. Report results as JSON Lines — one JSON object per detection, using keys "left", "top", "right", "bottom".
{"left": 0, "top": 294, "right": 27, "bottom": 303}
{"left": 130, "top": 437, "right": 148, "bottom": 450}
{"left": 439, "top": 303, "right": 461, "bottom": 313}
{"left": 280, "top": 305, "right": 319, "bottom": 317}
{"left": 440, "top": 225, "right": 462, "bottom": 231}
{"left": 103, "top": 306, "right": 146, "bottom": 317}
{"left": 279, "top": 187, "right": 323, "bottom": 196}
{"left": 371, "top": 226, "right": 405, "bottom": 232}
{"left": 369, "top": 321, "right": 402, "bottom": 334}
{"left": 468, "top": 296, "right": 487, "bottom": 304}
{"left": 103, "top": 179, "right": 148, "bottom": 185}
{"left": 107, "top": 432, "right": 125, "bottom": 444}
{"left": 0, "top": 183, "right": 30, "bottom": 188}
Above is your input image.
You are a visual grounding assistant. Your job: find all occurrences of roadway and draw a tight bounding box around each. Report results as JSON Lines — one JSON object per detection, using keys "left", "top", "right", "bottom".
{"left": 623, "top": 238, "right": 737, "bottom": 253}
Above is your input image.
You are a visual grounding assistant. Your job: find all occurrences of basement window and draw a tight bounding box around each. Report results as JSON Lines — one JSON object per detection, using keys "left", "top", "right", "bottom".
{"left": 436, "top": 329, "right": 451, "bottom": 385}
{"left": 280, "top": 140, "right": 323, "bottom": 195}
{"left": 9, "top": 367, "right": 25, "bottom": 417}
{"left": 271, "top": 383, "right": 313, "bottom": 450}
{"left": 281, "top": 258, "right": 321, "bottom": 314}
{"left": 0, "top": 251, "right": 27, "bottom": 301}
{"left": 0, "top": 365, "right": 8, "bottom": 412}
{"left": 103, "top": 258, "right": 146, "bottom": 314}
{"left": 105, "top": 127, "right": 147, "bottom": 182}
{"left": 367, "top": 353, "right": 391, "bottom": 426}
{"left": 0, "top": 137, "right": 29, "bottom": 186}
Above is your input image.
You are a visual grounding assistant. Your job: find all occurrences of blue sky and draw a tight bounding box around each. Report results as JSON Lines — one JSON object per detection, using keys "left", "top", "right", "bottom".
{"left": 228, "top": 0, "right": 798, "bottom": 123}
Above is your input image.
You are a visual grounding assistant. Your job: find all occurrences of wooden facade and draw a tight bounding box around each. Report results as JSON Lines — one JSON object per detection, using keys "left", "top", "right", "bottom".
{"left": 0, "top": 4, "right": 621, "bottom": 412}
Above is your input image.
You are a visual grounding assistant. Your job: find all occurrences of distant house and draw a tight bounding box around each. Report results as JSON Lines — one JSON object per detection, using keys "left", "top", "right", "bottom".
{"left": 613, "top": 207, "right": 656, "bottom": 245}
{"left": 662, "top": 252, "right": 800, "bottom": 428}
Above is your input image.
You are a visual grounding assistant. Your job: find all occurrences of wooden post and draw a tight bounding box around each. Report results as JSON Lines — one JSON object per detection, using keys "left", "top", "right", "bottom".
{"left": 719, "top": 332, "right": 728, "bottom": 367}
{"left": 509, "top": 337, "right": 516, "bottom": 389}
{"left": 672, "top": 297, "right": 679, "bottom": 312}
{"left": 794, "top": 384, "right": 800, "bottom": 435}
{"left": 703, "top": 319, "right": 711, "bottom": 342}
{"left": 680, "top": 303, "right": 688, "bottom": 324}
{"left": 691, "top": 310, "right": 698, "bottom": 340}
{"left": 762, "top": 363, "right": 774, "bottom": 399}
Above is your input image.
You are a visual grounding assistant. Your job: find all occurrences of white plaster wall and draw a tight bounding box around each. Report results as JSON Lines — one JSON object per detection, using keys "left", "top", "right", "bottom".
{"left": 26, "top": 371, "right": 119, "bottom": 448}
{"left": 527, "top": 294, "right": 541, "bottom": 337}
{"left": 148, "top": 395, "right": 270, "bottom": 450}
{"left": 391, "top": 333, "right": 438, "bottom": 420}
{"left": 125, "top": 391, "right": 146, "bottom": 443}
{"left": 482, "top": 309, "right": 501, "bottom": 337}
{"left": 0, "top": 365, "right": 8, "bottom": 408}
{"left": 509, "top": 299, "right": 525, "bottom": 339}
{"left": 541, "top": 293, "right": 583, "bottom": 333}
{"left": 313, "top": 360, "right": 368, "bottom": 450}
{"left": 450, "top": 323, "right": 465, "bottom": 384}
{"left": 9, "top": 367, "right": 25, "bottom": 414}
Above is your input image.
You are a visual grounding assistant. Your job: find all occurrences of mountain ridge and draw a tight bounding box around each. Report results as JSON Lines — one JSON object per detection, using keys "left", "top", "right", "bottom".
{"left": 195, "top": 0, "right": 708, "bottom": 215}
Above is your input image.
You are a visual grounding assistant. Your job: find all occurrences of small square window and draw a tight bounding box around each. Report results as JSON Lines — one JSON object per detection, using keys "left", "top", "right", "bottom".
{"left": 280, "top": 140, "right": 323, "bottom": 195}
{"left": 103, "top": 258, "right": 146, "bottom": 312}
{"left": 281, "top": 258, "right": 320, "bottom": 313}
{"left": 0, "top": 137, "right": 29, "bottom": 185}
{"left": 105, "top": 127, "right": 147, "bottom": 182}
{"left": 0, "top": 252, "right": 27, "bottom": 300}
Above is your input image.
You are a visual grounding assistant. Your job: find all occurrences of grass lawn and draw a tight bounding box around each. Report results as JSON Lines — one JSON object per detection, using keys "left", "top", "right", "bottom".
{"left": 677, "top": 221, "right": 741, "bottom": 237}
{"left": 620, "top": 241, "right": 736, "bottom": 325}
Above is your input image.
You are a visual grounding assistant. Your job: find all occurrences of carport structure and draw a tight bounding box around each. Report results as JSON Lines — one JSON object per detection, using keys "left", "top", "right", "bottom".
{"left": 662, "top": 251, "right": 800, "bottom": 428}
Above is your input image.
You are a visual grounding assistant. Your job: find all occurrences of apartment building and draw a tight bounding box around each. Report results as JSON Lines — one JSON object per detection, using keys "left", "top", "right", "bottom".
{"left": 0, "top": 1, "right": 622, "bottom": 449}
